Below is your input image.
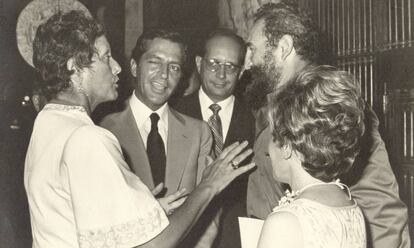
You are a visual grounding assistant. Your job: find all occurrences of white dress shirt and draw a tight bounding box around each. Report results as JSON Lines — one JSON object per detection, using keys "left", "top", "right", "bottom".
{"left": 130, "top": 91, "right": 169, "bottom": 152}
{"left": 199, "top": 88, "right": 235, "bottom": 143}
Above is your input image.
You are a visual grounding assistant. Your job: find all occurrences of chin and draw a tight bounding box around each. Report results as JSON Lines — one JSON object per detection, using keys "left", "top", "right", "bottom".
{"left": 149, "top": 95, "right": 168, "bottom": 107}
{"left": 106, "top": 93, "right": 118, "bottom": 102}
{"left": 272, "top": 172, "right": 286, "bottom": 183}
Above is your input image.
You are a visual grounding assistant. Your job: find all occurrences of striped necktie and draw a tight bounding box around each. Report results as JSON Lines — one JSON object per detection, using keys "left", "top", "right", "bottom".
{"left": 208, "top": 103, "right": 223, "bottom": 159}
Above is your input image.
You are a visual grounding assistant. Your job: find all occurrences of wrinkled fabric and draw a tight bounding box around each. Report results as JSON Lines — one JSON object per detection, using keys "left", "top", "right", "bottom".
{"left": 272, "top": 198, "right": 366, "bottom": 248}
{"left": 25, "top": 104, "right": 168, "bottom": 248}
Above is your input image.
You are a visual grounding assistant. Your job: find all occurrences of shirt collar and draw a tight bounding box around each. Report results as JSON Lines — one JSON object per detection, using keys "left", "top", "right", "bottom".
{"left": 199, "top": 87, "right": 235, "bottom": 112}
{"left": 130, "top": 90, "right": 169, "bottom": 128}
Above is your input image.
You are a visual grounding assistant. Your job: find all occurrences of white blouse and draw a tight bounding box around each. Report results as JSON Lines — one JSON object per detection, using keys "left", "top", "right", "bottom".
{"left": 25, "top": 104, "right": 168, "bottom": 248}
{"left": 270, "top": 198, "right": 366, "bottom": 248}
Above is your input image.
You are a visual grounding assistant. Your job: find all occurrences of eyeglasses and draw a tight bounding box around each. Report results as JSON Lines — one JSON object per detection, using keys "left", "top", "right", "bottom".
{"left": 204, "top": 58, "right": 241, "bottom": 75}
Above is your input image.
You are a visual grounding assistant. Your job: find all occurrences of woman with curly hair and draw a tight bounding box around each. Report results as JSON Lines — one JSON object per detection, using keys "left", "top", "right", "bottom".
{"left": 258, "top": 65, "right": 366, "bottom": 248}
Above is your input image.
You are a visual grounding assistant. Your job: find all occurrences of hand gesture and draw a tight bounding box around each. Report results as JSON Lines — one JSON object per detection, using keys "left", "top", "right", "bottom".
{"left": 152, "top": 183, "right": 188, "bottom": 215}
{"left": 201, "top": 141, "right": 255, "bottom": 195}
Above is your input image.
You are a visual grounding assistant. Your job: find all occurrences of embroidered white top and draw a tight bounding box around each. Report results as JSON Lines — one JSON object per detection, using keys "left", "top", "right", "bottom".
{"left": 269, "top": 182, "right": 366, "bottom": 248}
{"left": 24, "top": 103, "right": 168, "bottom": 248}
{"left": 271, "top": 199, "right": 366, "bottom": 248}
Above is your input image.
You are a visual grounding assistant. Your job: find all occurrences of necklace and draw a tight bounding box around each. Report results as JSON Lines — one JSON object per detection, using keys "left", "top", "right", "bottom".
{"left": 49, "top": 97, "right": 91, "bottom": 115}
{"left": 45, "top": 103, "right": 87, "bottom": 113}
{"left": 277, "top": 179, "right": 350, "bottom": 207}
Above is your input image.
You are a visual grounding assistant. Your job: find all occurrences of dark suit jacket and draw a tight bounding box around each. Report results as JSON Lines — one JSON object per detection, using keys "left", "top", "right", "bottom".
{"left": 173, "top": 92, "right": 255, "bottom": 248}
{"left": 100, "top": 101, "right": 212, "bottom": 196}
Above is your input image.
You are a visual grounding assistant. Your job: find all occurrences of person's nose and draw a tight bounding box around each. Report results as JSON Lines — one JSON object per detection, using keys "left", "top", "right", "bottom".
{"left": 244, "top": 49, "right": 253, "bottom": 70}
{"left": 160, "top": 63, "right": 169, "bottom": 79}
{"left": 217, "top": 64, "right": 226, "bottom": 79}
{"left": 110, "top": 58, "right": 122, "bottom": 75}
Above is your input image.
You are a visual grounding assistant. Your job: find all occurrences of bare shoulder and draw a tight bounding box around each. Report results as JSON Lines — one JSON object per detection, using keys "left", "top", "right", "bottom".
{"left": 265, "top": 210, "right": 301, "bottom": 230}
{"left": 258, "top": 210, "right": 303, "bottom": 248}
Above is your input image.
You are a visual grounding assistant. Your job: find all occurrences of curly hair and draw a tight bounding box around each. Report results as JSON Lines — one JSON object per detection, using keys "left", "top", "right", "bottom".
{"left": 268, "top": 65, "right": 365, "bottom": 182}
{"left": 33, "top": 11, "right": 104, "bottom": 100}
{"left": 131, "top": 29, "right": 188, "bottom": 65}
{"left": 254, "top": 2, "right": 320, "bottom": 63}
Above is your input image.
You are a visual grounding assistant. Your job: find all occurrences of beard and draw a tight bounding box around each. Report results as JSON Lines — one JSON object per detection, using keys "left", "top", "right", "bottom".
{"left": 243, "top": 53, "right": 282, "bottom": 111}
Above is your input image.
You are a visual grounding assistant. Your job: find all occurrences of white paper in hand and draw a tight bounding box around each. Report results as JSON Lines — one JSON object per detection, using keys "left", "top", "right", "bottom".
{"left": 238, "top": 217, "right": 264, "bottom": 248}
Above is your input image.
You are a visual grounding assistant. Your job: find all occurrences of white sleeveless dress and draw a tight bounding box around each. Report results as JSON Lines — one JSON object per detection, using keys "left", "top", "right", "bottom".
{"left": 271, "top": 198, "right": 366, "bottom": 248}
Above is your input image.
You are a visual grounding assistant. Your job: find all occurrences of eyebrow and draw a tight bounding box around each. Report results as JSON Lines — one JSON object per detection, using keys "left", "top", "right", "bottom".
{"left": 148, "top": 54, "right": 183, "bottom": 65}
{"left": 147, "top": 54, "right": 161, "bottom": 60}
{"left": 207, "top": 58, "right": 240, "bottom": 66}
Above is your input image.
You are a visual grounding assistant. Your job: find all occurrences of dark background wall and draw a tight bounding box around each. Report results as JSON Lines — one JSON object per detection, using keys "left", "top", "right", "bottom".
{"left": 1, "top": 1, "right": 40, "bottom": 247}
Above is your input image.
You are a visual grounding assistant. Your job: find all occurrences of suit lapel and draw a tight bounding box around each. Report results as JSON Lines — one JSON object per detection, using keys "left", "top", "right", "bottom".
{"left": 254, "top": 106, "right": 269, "bottom": 138}
{"left": 187, "top": 92, "right": 203, "bottom": 119}
{"left": 224, "top": 98, "right": 242, "bottom": 147}
{"left": 165, "top": 108, "right": 190, "bottom": 192}
{"left": 121, "top": 105, "right": 154, "bottom": 188}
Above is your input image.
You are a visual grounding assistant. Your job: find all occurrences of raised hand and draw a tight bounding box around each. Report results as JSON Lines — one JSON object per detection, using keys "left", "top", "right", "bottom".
{"left": 201, "top": 141, "right": 255, "bottom": 194}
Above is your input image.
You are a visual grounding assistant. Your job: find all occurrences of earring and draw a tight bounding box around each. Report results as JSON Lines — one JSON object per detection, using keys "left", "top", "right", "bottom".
{"left": 75, "top": 84, "right": 89, "bottom": 97}
{"left": 72, "top": 80, "right": 89, "bottom": 97}
{"left": 72, "top": 72, "right": 89, "bottom": 97}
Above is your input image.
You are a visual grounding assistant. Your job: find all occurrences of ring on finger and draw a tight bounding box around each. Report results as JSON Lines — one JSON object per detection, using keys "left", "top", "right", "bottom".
{"left": 230, "top": 160, "right": 239, "bottom": 169}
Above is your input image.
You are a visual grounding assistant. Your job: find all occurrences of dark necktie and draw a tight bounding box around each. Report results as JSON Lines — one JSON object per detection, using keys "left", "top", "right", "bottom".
{"left": 146, "top": 113, "right": 166, "bottom": 186}
{"left": 207, "top": 103, "right": 223, "bottom": 159}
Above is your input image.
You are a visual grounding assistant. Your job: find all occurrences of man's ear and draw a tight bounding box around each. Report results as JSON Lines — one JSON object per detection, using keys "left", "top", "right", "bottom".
{"left": 195, "top": 56, "right": 202, "bottom": 74}
{"left": 238, "top": 68, "right": 245, "bottom": 80}
{"left": 278, "top": 34, "right": 294, "bottom": 61}
{"left": 67, "top": 57, "right": 78, "bottom": 73}
{"left": 130, "top": 58, "right": 137, "bottom": 77}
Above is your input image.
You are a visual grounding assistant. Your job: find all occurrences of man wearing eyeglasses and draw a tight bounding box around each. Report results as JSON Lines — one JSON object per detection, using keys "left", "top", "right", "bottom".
{"left": 173, "top": 29, "right": 255, "bottom": 248}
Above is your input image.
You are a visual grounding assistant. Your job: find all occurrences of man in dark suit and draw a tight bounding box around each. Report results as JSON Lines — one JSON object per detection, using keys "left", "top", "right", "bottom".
{"left": 101, "top": 29, "right": 219, "bottom": 247}
{"left": 173, "top": 29, "right": 255, "bottom": 248}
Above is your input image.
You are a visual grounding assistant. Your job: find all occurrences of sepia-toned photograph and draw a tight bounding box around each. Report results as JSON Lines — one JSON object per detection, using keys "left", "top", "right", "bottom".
{"left": 1, "top": 0, "right": 413, "bottom": 247}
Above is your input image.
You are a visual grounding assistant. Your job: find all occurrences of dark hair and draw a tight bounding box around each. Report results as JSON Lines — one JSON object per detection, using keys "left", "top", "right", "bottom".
{"left": 200, "top": 28, "right": 247, "bottom": 64}
{"left": 254, "top": 2, "right": 320, "bottom": 63}
{"left": 268, "top": 65, "right": 365, "bottom": 182}
{"left": 131, "top": 29, "right": 188, "bottom": 64}
{"left": 32, "top": 11, "right": 104, "bottom": 100}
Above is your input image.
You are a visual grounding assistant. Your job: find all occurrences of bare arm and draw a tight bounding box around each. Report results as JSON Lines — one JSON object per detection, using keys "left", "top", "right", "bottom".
{"left": 137, "top": 141, "right": 256, "bottom": 248}
{"left": 258, "top": 212, "right": 302, "bottom": 248}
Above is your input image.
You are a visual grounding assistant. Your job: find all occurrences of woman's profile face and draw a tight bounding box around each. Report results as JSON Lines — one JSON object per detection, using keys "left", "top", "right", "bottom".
{"left": 81, "top": 35, "right": 122, "bottom": 106}
{"left": 268, "top": 139, "right": 289, "bottom": 183}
